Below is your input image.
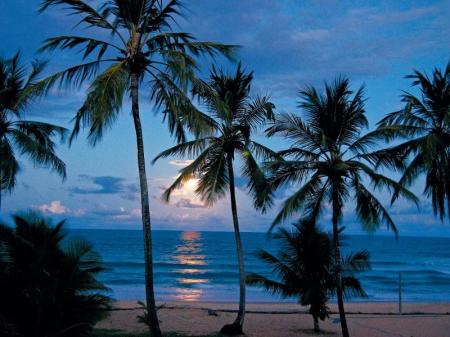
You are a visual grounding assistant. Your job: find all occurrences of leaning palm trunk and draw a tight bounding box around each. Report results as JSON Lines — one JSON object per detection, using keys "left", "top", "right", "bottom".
{"left": 223, "top": 155, "right": 246, "bottom": 334}
{"left": 332, "top": 210, "right": 349, "bottom": 337}
{"left": 130, "top": 73, "right": 161, "bottom": 337}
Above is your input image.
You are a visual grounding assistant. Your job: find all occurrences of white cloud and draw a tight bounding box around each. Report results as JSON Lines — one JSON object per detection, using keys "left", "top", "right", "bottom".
{"left": 33, "top": 200, "right": 84, "bottom": 216}
{"left": 35, "top": 200, "right": 67, "bottom": 214}
{"left": 169, "top": 160, "right": 194, "bottom": 167}
{"left": 112, "top": 208, "right": 141, "bottom": 221}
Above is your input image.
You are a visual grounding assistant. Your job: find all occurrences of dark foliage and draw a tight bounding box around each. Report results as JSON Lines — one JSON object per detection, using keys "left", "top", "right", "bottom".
{"left": 371, "top": 61, "right": 450, "bottom": 220}
{"left": 0, "top": 53, "right": 66, "bottom": 205}
{"left": 0, "top": 212, "right": 111, "bottom": 337}
{"left": 247, "top": 219, "right": 369, "bottom": 332}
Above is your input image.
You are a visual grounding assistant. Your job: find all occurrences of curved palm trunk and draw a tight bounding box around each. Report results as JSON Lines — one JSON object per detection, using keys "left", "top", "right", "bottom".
{"left": 223, "top": 156, "right": 246, "bottom": 334}
{"left": 332, "top": 202, "right": 350, "bottom": 337}
{"left": 130, "top": 73, "right": 162, "bottom": 337}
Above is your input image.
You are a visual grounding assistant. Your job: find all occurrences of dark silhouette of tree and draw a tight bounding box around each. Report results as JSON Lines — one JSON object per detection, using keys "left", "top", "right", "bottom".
{"left": 39, "top": 2, "right": 235, "bottom": 335}
{"left": 154, "top": 64, "right": 274, "bottom": 334}
{"left": 247, "top": 219, "right": 369, "bottom": 333}
{"left": 0, "top": 53, "right": 66, "bottom": 208}
{"left": 371, "top": 61, "right": 450, "bottom": 220}
{"left": 0, "top": 212, "right": 111, "bottom": 337}
{"left": 265, "top": 77, "right": 416, "bottom": 337}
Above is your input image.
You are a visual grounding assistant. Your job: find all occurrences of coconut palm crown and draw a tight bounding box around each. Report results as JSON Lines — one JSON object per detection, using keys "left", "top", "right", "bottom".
{"left": 371, "top": 61, "right": 450, "bottom": 220}
{"left": 0, "top": 53, "right": 66, "bottom": 208}
{"left": 153, "top": 63, "right": 275, "bottom": 334}
{"left": 38, "top": 1, "right": 236, "bottom": 336}
{"left": 264, "top": 77, "right": 417, "bottom": 337}
{"left": 39, "top": 0, "right": 236, "bottom": 145}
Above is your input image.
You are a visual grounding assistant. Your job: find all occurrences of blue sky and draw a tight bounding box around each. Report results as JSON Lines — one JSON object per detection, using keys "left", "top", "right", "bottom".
{"left": 0, "top": 0, "right": 449, "bottom": 236}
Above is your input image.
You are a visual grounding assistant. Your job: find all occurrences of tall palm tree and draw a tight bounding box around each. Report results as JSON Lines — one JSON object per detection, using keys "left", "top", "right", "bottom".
{"left": 372, "top": 61, "right": 450, "bottom": 220}
{"left": 153, "top": 64, "right": 275, "bottom": 334}
{"left": 38, "top": 1, "right": 235, "bottom": 336}
{"left": 265, "top": 77, "right": 417, "bottom": 337}
{"left": 247, "top": 218, "right": 370, "bottom": 333}
{"left": 0, "top": 53, "right": 66, "bottom": 208}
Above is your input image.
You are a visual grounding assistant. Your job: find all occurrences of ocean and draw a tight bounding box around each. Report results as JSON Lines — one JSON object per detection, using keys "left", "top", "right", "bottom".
{"left": 70, "top": 229, "right": 450, "bottom": 302}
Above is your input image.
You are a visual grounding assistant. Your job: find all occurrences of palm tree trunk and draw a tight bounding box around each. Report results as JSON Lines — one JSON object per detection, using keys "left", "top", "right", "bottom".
{"left": 130, "top": 72, "right": 161, "bottom": 337}
{"left": 224, "top": 155, "right": 246, "bottom": 333}
{"left": 332, "top": 200, "right": 350, "bottom": 337}
{"left": 313, "top": 315, "right": 320, "bottom": 333}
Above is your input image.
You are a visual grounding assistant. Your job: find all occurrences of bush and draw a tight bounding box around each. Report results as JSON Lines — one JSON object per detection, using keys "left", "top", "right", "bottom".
{"left": 0, "top": 212, "right": 112, "bottom": 337}
{"left": 246, "top": 219, "right": 370, "bottom": 332}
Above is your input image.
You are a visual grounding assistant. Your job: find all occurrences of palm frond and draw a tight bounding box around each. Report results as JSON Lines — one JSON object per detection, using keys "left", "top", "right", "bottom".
{"left": 353, "top": 175, "right": 398, "bottom": 235}
{"left": 341, "top": 276, "right": 367, "bottom": 299}
{"left": 40, "top": 36, "right": 122, "bottom": 60}
{"left": 152, "top": 137, "right": 213, "bottom": 164}
{"left": 246, "top": 273, "right": 291, "bottom": 297}
{"left": 238, "top": 95, "right": 275, "bottom": 128}
{"left": 0, "top": 139, "right": 19, "bottom": 191}
{"left": 149, "top": 71, "right": 216, "bottom": 142}
{"left": 69, "top": 62, "right": 129, "bottom": 145}
{"left": 195, "top": 146, "right": 228, "bottom": 205}
{"left": 240, "top": 148, "right": 273, "bottom": 212}
{"left": 38, "top": 59, "right": 111, "bottom": 92}
{"left": 342, "top": 250, "right": 370, "bottom": 273}
{"left": 9, "top": 124, "right": 66, "bottom": 179}
{"left": 352, "top": 161, "right": 419, "bottom": 205}
{"left": 271, "top": 174, "right": 322, "bottom": 229}
{"left": 161, "top": 145, "right": 214, "bottom": 202}
{"left": 39, "top": 0, "right": 124, "bottom": 42}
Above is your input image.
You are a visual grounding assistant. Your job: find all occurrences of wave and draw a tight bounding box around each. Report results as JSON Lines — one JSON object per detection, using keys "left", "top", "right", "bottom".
{"left": 72, "top": 230, "right": 450, "bottom": 301}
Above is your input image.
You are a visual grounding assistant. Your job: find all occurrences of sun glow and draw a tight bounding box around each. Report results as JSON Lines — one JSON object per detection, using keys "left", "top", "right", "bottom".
{"left": 171, "top": 177, "right": 200, "bottom": 198}
{"left": 183, "top": 178, "right": 199, "bottom": 192}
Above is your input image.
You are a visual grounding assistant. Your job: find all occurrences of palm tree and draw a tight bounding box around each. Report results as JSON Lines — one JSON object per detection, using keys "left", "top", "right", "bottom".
{"left": 0, "top": 52, "right": 66, "bottom": 208}
{"left": 247, "top": 218, "right": 370, "bottom": 333}
{"left": 38, "top": 1, "right": 235, "bottom": 336}
{"left": 372, "top": 61, "right": 450, "bottom": 220}
{"left": 0, "top": 212, "right": 111, "bottom": 337}
{"left": 265, "top": 77, "right": 417, "bottom": 337}
{"left": 153, "top": 64, "right": 275, "bottom": 334}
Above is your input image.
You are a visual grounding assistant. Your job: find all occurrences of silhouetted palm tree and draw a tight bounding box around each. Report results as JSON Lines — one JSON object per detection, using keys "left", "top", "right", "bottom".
{"left": 39, "top": 1, "right": 235, "bottom": 335}
{"left": 0, "top": 212, "right": 111, "bottom": 337}
{"left": 0, "top": 53, "right": 66, "bottom": 208}
{"left": 372, "top": 61, "right": 450, "bottom": 220}
{"left": 247, "top": 218, "right": 370, "bottom": 333}
{"left": 265, "top": 77, "right": 417, "bottom": 337}
{"left": 153, "top": 64, "right": 275, "bottom": 334}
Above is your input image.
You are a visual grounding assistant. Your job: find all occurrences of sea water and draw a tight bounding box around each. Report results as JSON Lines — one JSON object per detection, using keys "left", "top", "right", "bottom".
{"left": 70, "top": 229, "right": 450, "bottom": 302}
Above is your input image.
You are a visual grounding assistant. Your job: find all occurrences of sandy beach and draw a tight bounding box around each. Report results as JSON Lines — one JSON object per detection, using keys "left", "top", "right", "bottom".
{"left": 96, "top": 301, "right": 450, "bottom": 336}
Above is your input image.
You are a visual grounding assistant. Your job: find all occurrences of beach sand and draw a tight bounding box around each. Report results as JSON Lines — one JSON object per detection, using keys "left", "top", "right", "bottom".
{"left": 96, "top": 301, "right": 450, "bottom": 336}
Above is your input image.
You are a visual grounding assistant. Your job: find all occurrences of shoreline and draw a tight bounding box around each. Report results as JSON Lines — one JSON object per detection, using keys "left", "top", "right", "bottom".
{"left": 111, "top": 300, "right": 450, "bottom": 314}
{"left": 96, "top": 300, "right": 450, "bottom": 336}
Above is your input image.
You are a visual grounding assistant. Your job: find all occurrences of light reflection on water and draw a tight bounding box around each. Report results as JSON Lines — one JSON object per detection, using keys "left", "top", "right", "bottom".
{"left": 74, "top": 230, "right": 450, "bottom": 302}
{"left": 172, "top": 231, "right": 208, "bottom": 301}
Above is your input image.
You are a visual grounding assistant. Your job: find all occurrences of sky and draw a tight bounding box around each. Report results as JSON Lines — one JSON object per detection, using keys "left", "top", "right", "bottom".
{"left": 0, "top": 0, "right": 449, "bottom": 236}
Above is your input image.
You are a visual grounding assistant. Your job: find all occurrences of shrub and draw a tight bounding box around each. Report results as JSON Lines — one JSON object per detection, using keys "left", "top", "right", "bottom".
{"left": 0, "top": 212, "right": 111, "bottom": 337}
